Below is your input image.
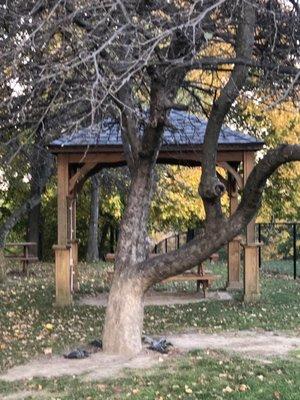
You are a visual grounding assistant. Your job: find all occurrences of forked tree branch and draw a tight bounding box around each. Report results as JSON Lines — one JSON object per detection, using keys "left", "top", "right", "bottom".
{"left": 199, "top": 1, "right": 256, "bottom": 221}
{"left": 139, "top": 144, "right": 300, "bottom": 287}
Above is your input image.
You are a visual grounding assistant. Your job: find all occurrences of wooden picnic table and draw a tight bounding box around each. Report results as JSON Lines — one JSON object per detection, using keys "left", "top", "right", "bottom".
{"left": 162, "top": 260, "right": 221, "bottom": 298}
{"left": 105, "top": 252, "right": 220, "bottom": 297}
{"left": 4, "top": 242, "right": 38, "bottom": 274}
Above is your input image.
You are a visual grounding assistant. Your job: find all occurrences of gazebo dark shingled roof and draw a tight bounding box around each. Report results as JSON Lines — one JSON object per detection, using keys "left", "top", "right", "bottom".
{"left": 49, "top": 110, "right": 264, "bottom": 152}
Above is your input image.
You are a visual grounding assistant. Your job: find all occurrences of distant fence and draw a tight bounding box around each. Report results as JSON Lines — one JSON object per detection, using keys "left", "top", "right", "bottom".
{"left": 154, "top": 231, "right": 189, "bottom": 254}
{"left": 154, "top": 223, "right": 300, "bottom": 279}
{"left": 257, "top": 223, "right": 299, "bottom": 279}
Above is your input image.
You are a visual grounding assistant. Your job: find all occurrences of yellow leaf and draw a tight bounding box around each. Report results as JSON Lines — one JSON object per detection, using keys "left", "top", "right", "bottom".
{"left": 223, "top": 386, "right": 234, "bottom": 393}
{"left": 44, "top": 323, "right": 54, "bottom": 331}
{"left": 185, "top": 385, "right": 193, "bottom": 394}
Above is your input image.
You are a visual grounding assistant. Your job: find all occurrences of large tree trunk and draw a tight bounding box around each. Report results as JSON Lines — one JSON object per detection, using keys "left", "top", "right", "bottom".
{"left": 103, "top": 274, "right": 145, "bottom": 354}
{"left": 103, "top": 160, "right": 154, "bottom": 354}
{"left": 102, "top": 1, "right": 259, "bottom": 356}
{"left": 114, "top": 160, "right": 155, "bottom": 269}
{"left": 86, "top": 174, "right": 100, "bottom": 262}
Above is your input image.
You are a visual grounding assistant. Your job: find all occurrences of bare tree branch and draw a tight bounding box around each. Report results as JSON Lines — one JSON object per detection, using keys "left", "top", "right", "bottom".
{"left": 199, "top": 1, "right": 256, "bottom": 221}
{"left": 139, "top": 144, "right": 300, "bottom": 287}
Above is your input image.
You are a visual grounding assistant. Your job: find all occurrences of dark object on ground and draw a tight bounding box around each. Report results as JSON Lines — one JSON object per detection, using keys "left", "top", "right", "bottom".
{"left": 89, "top": 339, "right": 103, "bottom": 349}
{"left": 143, "top": 336, "right": 173, "bottom": 354}
{"left": 142, "top": 336, "right": 153, "bottom": 345}
{"left": 63, "top": 349, "right": 89, "bottom": 359}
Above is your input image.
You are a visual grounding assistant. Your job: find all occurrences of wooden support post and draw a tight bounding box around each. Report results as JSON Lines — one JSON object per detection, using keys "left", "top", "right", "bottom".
{"left": 53, "top": 245, "right": 72, "bottom": 306}
{"left": 243, "top": 243, "right": 260, "bottom": 302}
{"left": 57, "top": 155, "right": 69, "bottom": 245}
{"left": 243, "top": 152, "right": 260, "bottom": 302}
{"left": 55, "top": 154, "right": 72, "bottom": 306}
{"left": 227, "top": 170, "right": 242, "bottom": 290}
{"left": 227, "top": 238, "right": 242, "bottom": 290}
{"left": 244, "top": 152, "right": 256, "bottom": 243}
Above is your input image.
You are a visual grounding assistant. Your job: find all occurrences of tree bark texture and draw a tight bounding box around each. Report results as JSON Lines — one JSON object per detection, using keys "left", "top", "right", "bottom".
{"left": 114, "top": 159, "right": 156, "bottom": 270}
{"left": 103, "top": 275, "right": 144, "bottom": 354}
{"left": 103, "top": 159, "right": 156, "bottom": 354}
{"left": 86, "top": 174, "right": 100, "bottom": 262}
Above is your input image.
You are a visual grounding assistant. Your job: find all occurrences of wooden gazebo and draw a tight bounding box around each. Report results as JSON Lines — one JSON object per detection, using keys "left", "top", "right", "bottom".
{"left": 49, "top": 110, "right": 264, "bottom": 306}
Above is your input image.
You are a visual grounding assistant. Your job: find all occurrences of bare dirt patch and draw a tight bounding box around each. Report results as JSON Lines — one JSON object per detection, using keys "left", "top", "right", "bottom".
{"left": 1, "top": 330, "right": 299, "bottom": 382}
{"left": 169, "top": 330, "right": 300, "bottom": 358}
{"left": 1, "top": 391, "right": 34, "bottom": 400}
{"left": 0, "top": 351, "right": 160, "bottom": 383}
{"left": 1, "top": 390, "right": 52, "bottom": 400}
{"left": 79, "top": 290, "right": 232, "bottom": 307}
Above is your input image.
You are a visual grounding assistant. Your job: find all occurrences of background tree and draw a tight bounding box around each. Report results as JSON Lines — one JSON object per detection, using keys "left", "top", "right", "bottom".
{"left": 0, "top": 139, "right": 53, "bottom": 249}
{"left": 86, "top": 174, "right": 101, "bottom": 262}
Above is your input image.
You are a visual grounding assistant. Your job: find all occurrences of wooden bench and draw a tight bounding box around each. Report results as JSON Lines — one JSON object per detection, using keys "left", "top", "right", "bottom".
{"left": 105, "top": 252, "right": 220, "bottom": 297}
{"left": 4, "top": 242, "right": 38, "bottom": 275}
{"left": 162, "top": 259, "right": 220, "bottom": 298}
{"left": 162, "top": 272, "right": 220, "bottom": 298}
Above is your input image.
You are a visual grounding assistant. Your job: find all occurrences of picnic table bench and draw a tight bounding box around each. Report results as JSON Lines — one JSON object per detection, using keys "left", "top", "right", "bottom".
{"left": 4, "top": 242, "right": 38, "bottom": 274}
{"left": 161, "top": 261, "right": 220, "bottom": 298}
{"left": 105, "top": 252, "right": 220, "bottom": 297}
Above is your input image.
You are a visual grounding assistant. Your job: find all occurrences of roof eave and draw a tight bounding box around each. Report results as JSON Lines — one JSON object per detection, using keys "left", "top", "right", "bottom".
{"left": 48, "top": 141, "right": 265, "bottom": 155}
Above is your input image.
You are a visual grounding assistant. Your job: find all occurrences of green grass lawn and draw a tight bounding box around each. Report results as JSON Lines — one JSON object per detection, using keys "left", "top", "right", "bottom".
{"left": 261, "top": 259, "right": 300, "bottom": 277}
{"left": 0, "top": 350, "right": 299, "bottom": 399}
{"left": 0, "top": 261, "right": 299, "bottom": 375}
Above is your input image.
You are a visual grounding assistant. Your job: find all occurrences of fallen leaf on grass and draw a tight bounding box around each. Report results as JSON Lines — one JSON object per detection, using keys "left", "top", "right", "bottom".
{"left": 239, "top": 384, "right": 249, "bottom": 392}
{"left": 223, "top": 386, "right": 234, "bottom": 393}
{"left": 185, "top": 385, "right": 193, "bottom": 394}
{"left": 45, "top": 323, "right": 54, "bottom": 331}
